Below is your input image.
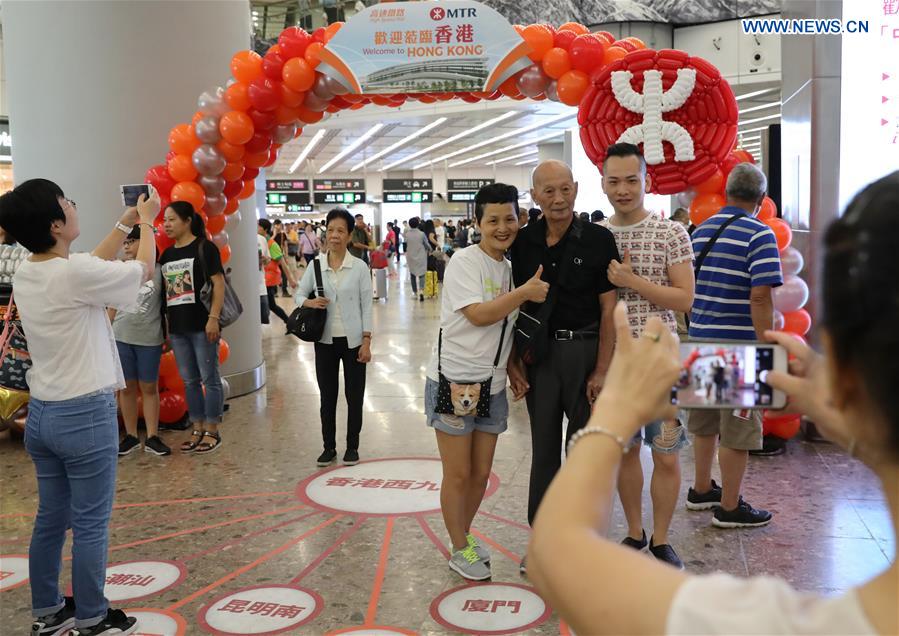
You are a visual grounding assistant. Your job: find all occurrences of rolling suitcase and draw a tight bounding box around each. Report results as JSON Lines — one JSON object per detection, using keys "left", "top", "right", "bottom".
{"left": 373, "top": 268, "right": 388, "bottom": 300}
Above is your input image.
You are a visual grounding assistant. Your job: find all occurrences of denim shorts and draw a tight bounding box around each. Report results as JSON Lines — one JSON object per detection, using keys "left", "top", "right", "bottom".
{"left": 630, "top": 418, "right": 690, "bottom": 454}
{"left": 424, "top": 377, "right": 508, "bottom": 436}
{"left": 116, "top": 342, "right": 163, "bottom": 383}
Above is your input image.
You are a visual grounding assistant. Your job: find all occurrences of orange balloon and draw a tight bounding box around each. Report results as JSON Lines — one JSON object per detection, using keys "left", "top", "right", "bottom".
{"left": 171, "top": 181, "right": 206, "bottom": 212}
{"left": 243, "top": 151, "right": 269, "bottom": 170}
{"left": 282, "top": 58, "right": 315, "bottom": 92}
{"left": 231, "top": 50, "right": 263, "bottom": 83}
{"left": 191, "top": 111, "right": 205, "bottom": 126}
{"left": 280, "top": 84, "right": 306, "bottom": 108}
{"left": 297, "top": 107, "right": 324, "bottom": 124}
{"left": 168, "top": 124, "right": 200, "bottom": 155}
{"left": 602, "top": 46, "right": 628, "bottom": 65}
{"left": 782, "top": 309, "right": 811, "bottom": 336}
{"left": 764, "top": 217, "right": 792, "bottom": 251}
{"left": 159, "top": 350, "right": 178, "bottom": 380}
{"left": 758, "top": 196, "right": 777, "bottom": 221}
{"left": 305, "top": 42, "right": 324, "bottom": 68}
{"left": 219, "top": 111, "right": 255, "bottom": 145}
{"left": 733, "top": 149, "right": 756, "bottom": 164}
{"left": 499, "top": 74, "right": 521, "bottom": 98}
{"left": 224, "top": 198, "right": 240, "bottom": 215}
{"left": 542, "top": 47, "right": 572, "bottom": 79}
{"left": 556, "top": 69, "right": 590, "bottom": 106}
{"left": 217, "top": 140, "right": 245, "bottom": 162}
{"left": 325, "top": 21, "right": 343, "bottom": 40}
{"left": 558, "top": 22, "right": 589, "bottom": 35}
{"left": 523, "top": 24, "right": 554, "bottom": 62}
{"left": 694, "top": 168, "right": 725, "bottom": 195}
{"left": 218, "top": 338, "right": 231, "bottom": 364}
{"left": 167, "top": 154, "right": 197, "bottom": 182}
{"left": 224, "top": 82, "right": 252, "bottom": 111}
{"left": 238, "top": 179, "right": 257, "bottom": 199}
{"left": 274, "top": 104, "right": 301, "bottom": 125}
{"left": 219, "top": 244, "right": 232, "bottom": 265}
{"left": 620, "top": 36, "right": 646, "bottom": 50}
{"left": 689, "top": 193, "right": 726, "bottom": 225}
{"left": 220, "top": 161, "right": 244, "bottom": 182}
{"left": 207, "top": 214, "right": 226, "bottom": 234}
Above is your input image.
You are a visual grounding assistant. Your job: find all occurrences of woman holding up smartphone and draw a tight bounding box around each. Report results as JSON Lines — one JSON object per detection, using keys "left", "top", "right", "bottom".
{"left": 159, "top": 201, "right": 226, "bottom": 455}
{"left": 425, "top": 184, "right": 549, "bottom": 581}
{"left": 0, "top": 180, "right": 158, "bottom": 635}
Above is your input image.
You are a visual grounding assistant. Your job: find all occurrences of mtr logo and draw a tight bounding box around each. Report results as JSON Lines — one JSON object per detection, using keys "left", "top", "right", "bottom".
{"left": 430, "top": 7, "right": 477, "bottom": 20}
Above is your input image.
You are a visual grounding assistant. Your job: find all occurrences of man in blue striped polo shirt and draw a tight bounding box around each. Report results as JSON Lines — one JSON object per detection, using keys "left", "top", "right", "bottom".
{"left": 685, "top": 163, "right": 783, "bottom": 528}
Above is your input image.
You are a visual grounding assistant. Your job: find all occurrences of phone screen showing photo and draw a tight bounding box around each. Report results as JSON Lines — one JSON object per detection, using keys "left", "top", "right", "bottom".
{"left": 675, "top": 343, "right": 775, "bottom": 408}
{"left": 122, "top": 184, "right": 150, "bottom": 207}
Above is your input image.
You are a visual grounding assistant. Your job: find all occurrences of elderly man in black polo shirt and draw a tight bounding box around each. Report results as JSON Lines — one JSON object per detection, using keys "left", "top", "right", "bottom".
{"left": 509, "top": 160, "right": 619, "bottom": 571}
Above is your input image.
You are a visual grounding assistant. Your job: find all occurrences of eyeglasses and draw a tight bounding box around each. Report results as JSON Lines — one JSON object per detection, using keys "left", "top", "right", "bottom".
{"left": 62, "top": 199, "right": 76, "bottom": 210}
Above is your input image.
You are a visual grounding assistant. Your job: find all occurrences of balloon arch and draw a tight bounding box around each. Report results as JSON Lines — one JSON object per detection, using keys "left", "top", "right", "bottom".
{"left": 140, "top": 18, "right": 809, "bottom": 437}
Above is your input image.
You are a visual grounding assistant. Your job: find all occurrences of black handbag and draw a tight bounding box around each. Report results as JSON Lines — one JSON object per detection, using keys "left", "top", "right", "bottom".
{"left": 434, "top": 316, "right": 508, "bottom": 419}
{"left": 513, "top": 218, "right": 582, "bottom": 366}
{"left": 287, "top": 258, "right": 327, "bottom": 342}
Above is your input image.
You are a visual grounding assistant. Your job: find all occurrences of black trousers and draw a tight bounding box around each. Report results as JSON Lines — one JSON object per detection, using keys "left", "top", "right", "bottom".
{"left": 314, "top": 337, "right": 367, "bottom": 451}
{"left": 266, "top": 286, "right": 290, "bottom": 323}
{"left": 524, "top": 338, "right": 597, "bottom": 525}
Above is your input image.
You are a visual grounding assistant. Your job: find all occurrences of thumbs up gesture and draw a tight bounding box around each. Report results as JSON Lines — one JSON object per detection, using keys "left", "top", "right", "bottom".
{"left": 608, "top": 248, "right": 637, "bottom": 288}
{"left": 521, "top": 264, "right": 550, "bottom": 303}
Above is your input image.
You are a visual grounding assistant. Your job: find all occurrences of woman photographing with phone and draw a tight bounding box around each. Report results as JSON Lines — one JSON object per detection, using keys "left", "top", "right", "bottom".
{"left": 526, "top": 172, "right": 899, "bottom": 635}
{"left": 0, "top": 179, "right": 159, "bottom": 635}
{"left": 425, "top": 184, "right": 549, "bottom": 581}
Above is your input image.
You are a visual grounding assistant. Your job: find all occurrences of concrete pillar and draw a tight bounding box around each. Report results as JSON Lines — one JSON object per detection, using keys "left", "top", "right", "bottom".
{"left": 3, "top": 0, "right": 265, "bottom": 395}
{"left": 537, "top": 141, "right": 565, "bottom": 163}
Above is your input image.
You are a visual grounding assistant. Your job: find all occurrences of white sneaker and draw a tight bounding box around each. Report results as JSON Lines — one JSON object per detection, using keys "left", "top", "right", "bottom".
{"left": 448, "top": 545, "right": 491, "bottom": 581}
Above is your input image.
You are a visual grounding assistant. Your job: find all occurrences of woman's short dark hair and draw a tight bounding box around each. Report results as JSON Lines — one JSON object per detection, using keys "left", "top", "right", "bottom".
{"left": 326, "top": 208, "right": 354, "bottom": 233}
{"left": 0, "top": 178, "right": 66, "bottom": 253}
{"left": 474, "top": 183, "right": 519, "bottom": 223}
{"left": 822, "top": 170, "right": 899, "bottom": 457}
{"left": 167, "top": 200, "right": 207, "bottom": 240}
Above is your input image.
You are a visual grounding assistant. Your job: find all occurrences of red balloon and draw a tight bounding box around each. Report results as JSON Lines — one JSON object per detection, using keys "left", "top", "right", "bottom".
{"left": 243, "top": 151, "right": 269, "bottom": 170}
{"left": 694, "top": 168, "right": 725, "bottom": 195}
{"left": 262, "top": 47, "right": 285, "bottom": 81}
{"left": 733, "top": 149, "right": 756, "bottom": 164}
{"left": 311, "top": 27, "right": 328, "bottom": 44}
{"left": 219, "top": 339, "right": 231, "bottom": 364}
{"left": 263, "top": 147, "right": 279, "bottom": 167}
{"left": 689, "top": 193, "right": 726, "bottom": 226}
{"left": 553, "top": 29, "right": 577, "bottom": 50}
{"left": 238, "top": 179, "right": 257, "bottom": 199}
{"left": 764, "top": 217, "right": 793, "bottom": 251}
{"left": 207, "top": 214, "right": 227, "bottom": 235}
{"left": 155, "top": 231, "right": 175, "bottom": 254}
{"left": 247, "top": 109, "right": 277, "bottom": 133}
{"left": 159, "top": 350, "right": 179, "bottom": 380}
{"left": 782, "top": 309, "right": 811, "bottom": 336}
{"left": 223, "top": 180, "right": 243, "bottom": 199}
{"left": 569, "top": 34, "right": 607, "bottom": 73}
{"left": 242, "top": 166, "right": 260, "bottom": 181}
{"left": 247, "top": 77, "right": 281, "bottom": 112}
{"left": 159, "top": 391, "right": 187, "bottom": 424}
{"left": 758, "top": 196, "right": 777, "bottom": 221}
{"left": 763, "top": 413, "right": 801, "bottom": 439}
{"left": 244, "top": 131, "right": 273, "bottom": 154}
{"left": 721, "top": 153, "right": 742, "bottom": 180}
{"left": 279, "top": 26, "right": 311, "bottom": 60}
{"left": 145, "top": 164, "right": 176, "bottom": 198}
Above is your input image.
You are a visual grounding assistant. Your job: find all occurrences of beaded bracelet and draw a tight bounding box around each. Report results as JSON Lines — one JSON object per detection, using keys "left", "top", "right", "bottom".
{"left": 566, "top": 426, "right": 629, "bottom": 455}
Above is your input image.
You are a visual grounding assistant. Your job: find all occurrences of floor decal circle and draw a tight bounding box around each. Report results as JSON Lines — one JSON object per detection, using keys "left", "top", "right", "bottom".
{"left": 296, "top": 457, "right": 499, "bottom": 516}
{"left": 0, "top": 554, "right": 29, "bottom": 592}
{"left": 430, "top": 583, "right": 551, "bottom": 635}
{"left": 102, "top": 560, "right": 187, "bottom": 602}
{"left": 124, "top": 608, "right": 188, "bottom": 636}
{"left": 327, "top": 627, "right": 418, "bottom": 635}
{"left": 198, "top": 585, "right": 323, "bottom": 635}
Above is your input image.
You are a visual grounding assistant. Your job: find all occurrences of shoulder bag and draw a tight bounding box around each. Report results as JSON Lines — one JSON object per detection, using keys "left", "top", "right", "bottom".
{"left": 0, "top": 287, "right": 30, "bottom": 395}
{"left": 198, "top": 240, "right": 243, "bottom": 328}
{"left": 694, "top": 214, "right": 743, "bottom": 276}
{"left": 287, "top": 258, "right": 327, "bottom": 342}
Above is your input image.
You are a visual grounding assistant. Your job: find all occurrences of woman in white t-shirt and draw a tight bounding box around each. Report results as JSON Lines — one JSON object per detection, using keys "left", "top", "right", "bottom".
{"left": 526, "top": 173, "right": 899, "bottom": 635}
{"left": 425, "top": 184, "right": 549, "bottom": 581}
{"left": 0, "top": 179, "right": 159, "bottom": 635}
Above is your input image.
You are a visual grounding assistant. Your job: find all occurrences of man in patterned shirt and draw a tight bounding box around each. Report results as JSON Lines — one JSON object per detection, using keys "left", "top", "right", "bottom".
{"left": 600, "top": 143, "right": 695, "bottom": 569}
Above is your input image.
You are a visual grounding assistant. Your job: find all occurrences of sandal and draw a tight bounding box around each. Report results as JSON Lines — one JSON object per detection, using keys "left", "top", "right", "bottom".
{"left": 180, "top": 429, "right": 204, "bottom": 453}
{"left": 194, "top": 431, "right": 222, "bottom": 454}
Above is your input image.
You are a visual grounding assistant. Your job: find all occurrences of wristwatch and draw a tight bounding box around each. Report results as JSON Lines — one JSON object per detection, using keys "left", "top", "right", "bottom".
{"left": 115, "top": 222, "right": 133, "bottom": 235}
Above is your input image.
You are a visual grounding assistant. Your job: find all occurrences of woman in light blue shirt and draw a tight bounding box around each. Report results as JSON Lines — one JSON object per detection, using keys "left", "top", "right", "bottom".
{"left": 296, "top": 208, "right": 373, "bottom": 468}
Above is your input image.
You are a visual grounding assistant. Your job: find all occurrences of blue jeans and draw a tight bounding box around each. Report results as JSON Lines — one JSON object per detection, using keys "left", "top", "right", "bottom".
{"left": 169, "top": 332, "right": 224, "bottom": 424}
{"left": 25, "top": 392, "right": 118, "bottom": 629}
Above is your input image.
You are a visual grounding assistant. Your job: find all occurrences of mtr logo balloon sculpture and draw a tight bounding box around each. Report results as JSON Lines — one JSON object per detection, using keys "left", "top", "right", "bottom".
{"left": 138, "top": 18, "right": 808, "bottom": 436}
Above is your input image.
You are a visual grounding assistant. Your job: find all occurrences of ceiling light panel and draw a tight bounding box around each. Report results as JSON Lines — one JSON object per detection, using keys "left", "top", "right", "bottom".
{"left": 735, "top": 87, "right": 779, "bottom": 101}
{"left": 351, "top": 117, "right": 448, "bottom": 172}
{"left": 449, "top": 131, "right": 564, "bottom": 167}
{"left": 289, "top": 129, "right": 327, "bottom": 174}
{"left": 319, "top": 123, "right": 385, "bottom": 173}
{"left": 486, "top": 149, "right": 539, "bottom": 166}
{"left": 738, "top": 101, "right": 782, "bottom": 115}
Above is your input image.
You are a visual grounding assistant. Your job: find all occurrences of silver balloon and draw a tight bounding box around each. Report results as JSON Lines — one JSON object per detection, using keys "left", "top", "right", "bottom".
{"left": 198, "top": 86, "right": 228, "bottom": 117}
{"left": 221, "top": 377, "right": 232, "bottom": 400}
{"left": 211, "top": 230, "right": 230, "bottom": 248}
{"left": 324, "top": 75, "right": 349, "bottom": 96}
{"left": 225, "top": 210, "right": 242, "bottom": 230}
{"left": 303, "top": 90, "right": 331, "bottom": 112}
{"left": 676, "top": 189, "right": 696, "bottom": 208}
{"left": 272, "top": 124, "right": 297, "bottom": 145}
{"left": 192, "top": 144, "right": 227, "bottom": 177}
{"left": 545, "top": 80, "right": 560, "bottom": 102}
{"left": 205, "top": 193, "right": 227, "bottom": 216}
{"left": 312, "top": 74, "right": 335, "bottom": 101}
{"left": 199, "top": 175, "right": 226, "bottom": 196}
{"left": 780, "top": 246, "right": 804, "bottom": 276}
{"left": 195, "top": 115, "right": 222, "bottom": 144}
{"left": 516, "top": 64, "right": 550, "bottom": 98}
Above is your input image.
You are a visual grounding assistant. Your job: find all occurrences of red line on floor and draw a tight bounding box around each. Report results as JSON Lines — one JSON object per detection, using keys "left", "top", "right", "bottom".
{"left": 290, "top": 516, "right": 367, "bottom": 584}
{"left": 364, "top": 516, "right": 394, "bottom": 626}
{"left": 416, "top": 514, "right": 450, "bottom": 560}
{"left": 181, "top": 510, "right": 322, "bottom": 563}
{"left": 0, "top": 491, "right": 294, "bottom": 519}
{"left": 166, "top": 513, "right": 343, "bottom": 612}
{"left": 477, "top": 510, "right": 532, "bottom": 532}
{"left": 471, "top": 529, "right": 521, "bottom": 564}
